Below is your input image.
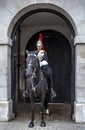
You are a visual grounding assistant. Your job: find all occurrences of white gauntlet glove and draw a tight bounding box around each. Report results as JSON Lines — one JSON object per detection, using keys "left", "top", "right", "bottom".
{"left": 40, "top": 60, "right": 48, "bottom": 67}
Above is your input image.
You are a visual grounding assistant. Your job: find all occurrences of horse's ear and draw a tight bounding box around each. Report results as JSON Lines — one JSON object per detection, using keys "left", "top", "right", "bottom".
{"left": 26, "top": 50, "right": 29, "bottom": 54}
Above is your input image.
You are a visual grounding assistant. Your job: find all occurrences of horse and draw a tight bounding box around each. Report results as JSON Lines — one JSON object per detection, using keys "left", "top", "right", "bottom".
{"left": 25, "top": 51, "right": 50, "bottom": 127}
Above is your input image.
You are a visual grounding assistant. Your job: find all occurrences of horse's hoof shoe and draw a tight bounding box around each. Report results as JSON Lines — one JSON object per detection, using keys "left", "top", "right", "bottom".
{"left": 28, "top": 122, "right": 34, "bottom": 128}
{"left": 41, "top": 121, "right": 46, "bottom": 127}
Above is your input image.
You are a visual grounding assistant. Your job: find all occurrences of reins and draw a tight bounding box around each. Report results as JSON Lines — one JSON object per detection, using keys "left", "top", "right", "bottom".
{"left": 30, "top": 69, "right": 43, "bottom": 92}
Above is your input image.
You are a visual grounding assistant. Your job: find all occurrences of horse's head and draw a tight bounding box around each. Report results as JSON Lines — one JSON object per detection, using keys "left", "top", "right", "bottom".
{"left": 26, "top": 52, "right": 39, "bottom": 78}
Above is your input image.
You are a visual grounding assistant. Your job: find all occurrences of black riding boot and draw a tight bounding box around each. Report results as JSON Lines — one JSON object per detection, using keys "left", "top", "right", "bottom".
{"left": 46, "top": 76, "right": 56, "bottom": 100}
{"left": 41, "top": 65, "right": 56, "bottom": 99}
{"left": 50, "top": 76, "right": 57, "bottom": 98}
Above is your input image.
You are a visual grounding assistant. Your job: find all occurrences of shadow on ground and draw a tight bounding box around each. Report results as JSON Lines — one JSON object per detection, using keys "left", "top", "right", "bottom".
{"left": 16, "top": 103, "right": 71, "bottom": 121}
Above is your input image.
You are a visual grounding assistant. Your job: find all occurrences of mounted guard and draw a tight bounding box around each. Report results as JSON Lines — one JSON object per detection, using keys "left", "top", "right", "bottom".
{"left": 35, "top": 34, "right": 56, "bottom": 99}
{"left": 23, "top": 34, "right": 56, "bottom": 99}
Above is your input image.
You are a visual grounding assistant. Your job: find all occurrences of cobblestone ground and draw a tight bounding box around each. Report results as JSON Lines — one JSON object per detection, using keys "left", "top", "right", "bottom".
{"left": 0, "top": 103, "right": 85, "bottom": 130}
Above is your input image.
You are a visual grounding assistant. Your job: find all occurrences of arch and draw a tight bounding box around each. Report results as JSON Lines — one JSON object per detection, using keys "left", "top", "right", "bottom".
{"left": 8, "top": 3, "right": 76, "bottom": 119}
{"left": 7, "top": 3, "right": 77, "bottom": 39}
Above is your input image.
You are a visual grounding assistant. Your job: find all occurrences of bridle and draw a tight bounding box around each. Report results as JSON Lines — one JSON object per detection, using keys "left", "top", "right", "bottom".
{"left": 27, "top": 53, "right": 37, "bottom": 58}
{"left": 26, "top": 53, "right": 42, "bottom": 92}
{"left": 26, "top": 54, "right": 37, "bottom": 77}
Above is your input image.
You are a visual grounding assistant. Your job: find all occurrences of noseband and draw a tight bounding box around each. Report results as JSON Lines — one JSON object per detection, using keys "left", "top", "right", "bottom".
{"left": 27, "top": 63, "right": 34, "bottom": 68}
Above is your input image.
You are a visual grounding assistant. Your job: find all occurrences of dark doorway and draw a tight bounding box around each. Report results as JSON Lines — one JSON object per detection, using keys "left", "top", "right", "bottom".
{"left": 26, "top": 30, "right": 71, "bottom": 103}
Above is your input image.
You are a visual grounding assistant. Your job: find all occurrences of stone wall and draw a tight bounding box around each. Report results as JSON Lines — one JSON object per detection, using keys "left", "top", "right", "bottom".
{"left": 0, "top": 38, "right": 14, "bottom": 121}
{"left": 0, "top": 0, "right": 85, "bottom": 122}
{"left": 74, "top": 39, "right": 85, "bottom": 122}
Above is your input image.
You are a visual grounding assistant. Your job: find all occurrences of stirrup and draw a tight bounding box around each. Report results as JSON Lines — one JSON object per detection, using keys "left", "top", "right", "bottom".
{"left": 51, "top": 89, "right": 57, "bottom": 98}
{"left": 23, "top": 90, "right": 29, "bottom": 97}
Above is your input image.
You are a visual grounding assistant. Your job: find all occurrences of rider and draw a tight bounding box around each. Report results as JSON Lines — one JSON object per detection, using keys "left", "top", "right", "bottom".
{"left": 35, "top": 34, "right": 56, "bottom": 99}
{"left": 23, "top": 34, "right": 56, "bottom": 98}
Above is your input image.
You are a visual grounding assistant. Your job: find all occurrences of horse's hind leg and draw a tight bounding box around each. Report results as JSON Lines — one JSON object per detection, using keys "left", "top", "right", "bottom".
{"left": 44, "top": 90, "right": 50, "bottom": 115}
{"left": 40, "top": 97, "right": 46, "bottom": 127}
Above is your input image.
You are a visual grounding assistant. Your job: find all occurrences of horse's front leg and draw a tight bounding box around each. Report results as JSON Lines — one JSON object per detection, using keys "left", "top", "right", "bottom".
{"left": 28, "top": 96, "right": 35, "bottom": 128}
{"left": 41, "top": 96, "right": 46, "bottom": 127}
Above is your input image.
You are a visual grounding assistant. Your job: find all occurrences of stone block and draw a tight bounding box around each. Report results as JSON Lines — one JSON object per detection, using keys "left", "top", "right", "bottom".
{"left": 75, "top": 74, "right": 85, "bottom": 88}
{"left": 74, "top": 102, "right": 85, "bottom": 123}
{"left": 0, "top": 86, "right": 11, "bottom": 101}
{"left": 0, "top": 74, "right": 7, "bottom": 87}
{"left": 75, "top": 44, "right": 85, "bottom": 88}
{"left": 0, "top": 100, "right": 14, "bottom": 121}
{"left": 76, "top": 88, "right": 85, "bottom": 103}
{"left": 0, "top": 46, "right": 8, "bottom": 75}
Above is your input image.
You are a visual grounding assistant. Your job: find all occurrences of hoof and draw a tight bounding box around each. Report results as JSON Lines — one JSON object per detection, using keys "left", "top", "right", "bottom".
{"left": 41, "top": 121, "right": 46, "bottom": 127}
{"left": 28, "top": 122, "right": 34, "bottom": 128}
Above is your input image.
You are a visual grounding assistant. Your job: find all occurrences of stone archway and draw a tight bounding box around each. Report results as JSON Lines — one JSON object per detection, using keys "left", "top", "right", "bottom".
{"left": 7, "top": 3, "right": 77, "bottom": 121}
{"left": 7, "top": 3, "right": 77, "bottom": 38}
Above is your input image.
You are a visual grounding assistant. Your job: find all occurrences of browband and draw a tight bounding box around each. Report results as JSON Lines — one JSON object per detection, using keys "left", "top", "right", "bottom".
{"left": 27, "top": 54, "right": 37, "bottom": 57}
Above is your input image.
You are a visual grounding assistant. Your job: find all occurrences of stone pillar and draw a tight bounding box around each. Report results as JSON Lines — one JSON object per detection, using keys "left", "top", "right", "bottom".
{"left": 74, "top": 36, "right": 85, "bottom": 123}
{"left": 0, "top": 37, "right": 14, "bottom": 121}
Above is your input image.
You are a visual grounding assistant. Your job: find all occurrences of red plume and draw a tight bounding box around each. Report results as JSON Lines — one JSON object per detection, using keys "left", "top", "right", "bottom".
{"left": 39, "top": 34, "right": 43, "bottom": 42}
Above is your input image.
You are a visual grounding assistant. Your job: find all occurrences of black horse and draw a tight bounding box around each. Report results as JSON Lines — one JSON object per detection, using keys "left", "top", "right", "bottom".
{"left": 25, "top": 51, "right": 50, "bottom": 127}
